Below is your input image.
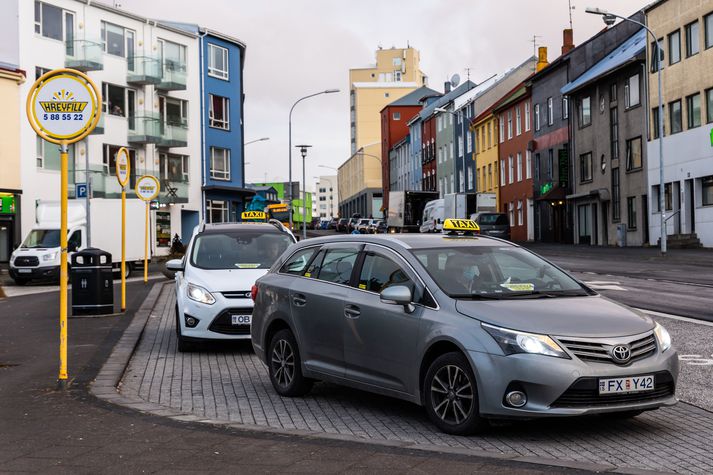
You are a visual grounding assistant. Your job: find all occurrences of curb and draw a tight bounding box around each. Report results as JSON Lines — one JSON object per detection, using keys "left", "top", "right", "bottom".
{"left": 91, "top": 283, "right": 666, "bottom": 475}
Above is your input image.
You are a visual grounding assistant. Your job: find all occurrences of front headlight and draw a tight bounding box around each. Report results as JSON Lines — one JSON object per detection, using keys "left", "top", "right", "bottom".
{"left": 482, "top": 323, "right": 569, "bottom": 358}
{"left": 42, "top": 252, "right": 58, "bottom": 262}
{"left": 654, "top": 322, "right": 672, "bottom": 352}
{"left": 187, "top": 283, "right": 216, "bottom": 305}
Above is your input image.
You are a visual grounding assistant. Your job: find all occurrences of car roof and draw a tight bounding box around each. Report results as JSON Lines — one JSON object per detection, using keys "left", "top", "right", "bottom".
{"left": 296, "top": 233, "right": 516, "bottom": 250}
{"left": 200, "top": 222, "right": 285, "bottom": 235}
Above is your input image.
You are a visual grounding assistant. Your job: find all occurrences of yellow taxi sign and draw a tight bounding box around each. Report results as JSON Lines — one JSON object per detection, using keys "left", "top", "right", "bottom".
{"left": 443, "top": 218, "right": 480, "bottom": 232}
{"left": 242, "top": 211, "right": 266, "bottom": 221}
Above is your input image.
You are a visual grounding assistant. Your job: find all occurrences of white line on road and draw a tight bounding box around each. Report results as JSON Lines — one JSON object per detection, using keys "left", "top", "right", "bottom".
{"left": 0, "top": 275, "right": 166, "bottom": 299}
{"left": 637, "top": 308, "right": 713, "bottom": 328}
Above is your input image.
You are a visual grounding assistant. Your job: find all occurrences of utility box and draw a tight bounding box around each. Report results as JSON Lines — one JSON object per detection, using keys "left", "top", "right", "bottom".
{"left": 71, "top": 248, "right": 114, "bottom": 316}
{"left": 616, "top": 224, "right": 627, "bottom": 247}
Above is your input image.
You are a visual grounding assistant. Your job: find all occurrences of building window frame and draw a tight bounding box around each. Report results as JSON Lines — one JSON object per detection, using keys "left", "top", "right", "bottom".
{"left": 562, "top": 96, "right": 569, "bottom": 120}
{"left": 686, "top": 92, "right": 701, "bottom": 129}
{"left": 580, "top": 96, "right": 592, "bottom": 128}
{"left": 208, "top": 43, "right": 229, "bottom": 80}
{"left": 668, "top": 30, "right": 681, "bottom": 65}
{"left": 547, "top": 97, "right": 554, "bottom": 125}
{"left": 206, "top": 200, "right": 229, "bottom": 223}
{"left": 210, "top": 146, "right": 231, "bottom": 181}
{"left": 686, "top": 20, "right": 700, "bottom": 57}
{"left": 534, "top": 103, "right": 541, "bottom": 131}
{"left": 525, "top": 102, "right": 531, "bottom": 131}
{"left": 610, "top": 107, "right": 619, "bottom": 160}
{"left": 516, "top": 152, "right": 522, "bottom": 182}
{"left": 579, "top": 152, "right": 593, "bottom": 183}
{"left": 209, "top": 94, "right": 230, "bottom": 130}
{"left": 100, "top": 21, "right": 134, "bottom": 59}
{"left": 612, "top": 168, "right": 621, "bottom": 222}
{"left": 669, "top": 99, "right": 683, "bottom": 134}
{"left": 515, "top": 106, "right": 522, "bottom": 136}
{"left": 706, "top": 12, "right": 713, "bottom": 50}
{"left": 627, "top": 196, "right": 637, "bottom": 230}
{"left": 525, "top": 150, "right": 532, "bottom": 179}
{"left": 626, "top": 136, "right": 643, "bottom": 172}
{"left": 624, "top": 73, "right": 640, "bottom": 109}
{"left": 702, "top": 175, "right": 713, "bottom": 206}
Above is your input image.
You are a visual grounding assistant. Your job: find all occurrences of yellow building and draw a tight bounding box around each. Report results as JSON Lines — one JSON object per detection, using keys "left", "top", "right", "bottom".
{"left": 472, "top": 112, "right": 499, "bottom": 208}
{"left": 0, "top": 64, "right": 26, "bottom": 262}
{"left": 339, "top": 47, "right": 428, "bottom": 217}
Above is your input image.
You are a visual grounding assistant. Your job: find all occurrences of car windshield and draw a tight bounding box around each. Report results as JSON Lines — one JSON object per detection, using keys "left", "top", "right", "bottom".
{"left": 190, "top": 230, "right": 294, "bottom": 270}
{"left": 411, "top": 245, "right": 589, "bottom": 299}
{"left": 22, "top": 229, "right": 61, "bottom": 248}
{"left": 476, "top": 214, "right": 508, "bottom": 225}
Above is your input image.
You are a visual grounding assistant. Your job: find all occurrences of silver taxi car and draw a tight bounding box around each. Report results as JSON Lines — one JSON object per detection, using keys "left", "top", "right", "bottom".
{"left": 250, "top": 219, "right": 678, "bottom": 435}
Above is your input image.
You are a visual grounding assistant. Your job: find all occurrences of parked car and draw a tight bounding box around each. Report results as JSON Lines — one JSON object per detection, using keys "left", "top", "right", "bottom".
{"left": 328, "top": 218, "right": 339, "bottom": 230}
{"left": 347, "top": 218, "right": 360, "bottom": 233}
{"left": 356, "top": 219, "right": 371, "bottom": 234}
{"left": 167, "top": 221, "right": 296, "bottom": 352}
{"left": 375, "top": 220, "right": 387, "bottom": 234}
{"left": 367, "top": 219, "right": 382, "bottom": 234}
{"left": 470, "top": 212, "right": 511, "bottom": 240}
{"left": 336, "top": 218, "right": 349, "bottom": 232}
{"left": 251, "top": 225, "right": 678, "bottom": 435}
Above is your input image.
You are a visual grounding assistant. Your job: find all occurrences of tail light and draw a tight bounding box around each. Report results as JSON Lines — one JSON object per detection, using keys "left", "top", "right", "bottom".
{"left": 251, "top": 284, "right": 258, "bottom": 300}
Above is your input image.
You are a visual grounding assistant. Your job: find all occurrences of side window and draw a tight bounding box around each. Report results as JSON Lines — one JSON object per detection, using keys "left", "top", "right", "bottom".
{"left": 68, "top": 230, "right": 82, "bottom": 251}
{"left": 358, "top": 252, "right": 415, "bottom": 295}
{"left": 280, "top": 247, "right": 318, "bottom": 275}
{"left": 314, "top": 248, "right": 359, "bottom": 285}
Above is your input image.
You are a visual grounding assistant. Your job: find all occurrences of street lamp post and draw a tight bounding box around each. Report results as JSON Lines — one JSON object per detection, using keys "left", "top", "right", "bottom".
{"left": 288, "top": 89, "right": 339, "bottom": 231}
{"left": 245, "top": 137, "right": 269, "bottom": 146}
{"left": 586, "top": 7, "right": 667, "bottom": 255}
{"left": 295, "top": 144, "right": 312, "bottom": 240}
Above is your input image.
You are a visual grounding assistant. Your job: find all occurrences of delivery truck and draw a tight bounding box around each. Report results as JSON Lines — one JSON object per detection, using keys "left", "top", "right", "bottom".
{"left": 419, "top": 192, "right": 497, "bottom": 233}
{"left": 387, "top": 191, "right": 439, "bottom": 233}
{"left": 9, "top": 199, "right": 147, "bottom": 285}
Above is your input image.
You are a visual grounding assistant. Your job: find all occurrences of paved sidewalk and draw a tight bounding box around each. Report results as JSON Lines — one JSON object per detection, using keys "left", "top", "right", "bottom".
{"left": 115, "top": 284, "right": 713, "bottom": 474}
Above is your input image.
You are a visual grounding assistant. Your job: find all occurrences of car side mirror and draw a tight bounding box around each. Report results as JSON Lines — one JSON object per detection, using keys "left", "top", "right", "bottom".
{"left": 166, "top": 259, "right": 184, "bottom": 272}
{"left": 380, "top": 285, "right": 415, "bottom": 313}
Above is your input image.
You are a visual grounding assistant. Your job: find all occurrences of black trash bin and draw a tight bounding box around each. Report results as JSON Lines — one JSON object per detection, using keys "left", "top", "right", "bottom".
{"left": 71, "top": 248, "right": 114, "bottom": 316}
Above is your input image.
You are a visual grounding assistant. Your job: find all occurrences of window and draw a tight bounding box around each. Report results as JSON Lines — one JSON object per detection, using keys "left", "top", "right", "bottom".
{"left": 612, "top": 168, "right": 621, "bottom": 221}
{"left": 35, "top": 66, "right": 50, "bottom": 80}
{"left": 499, "top": 159, "right": 505, "bottom": 186}
{"left": 37, "top": 137, "right": 76, "bottom": 171}
{"left": 392, "top": 57, "right": 402, "bottom": 67}
{"left": 534, "top": 103, "right": 541, "bottom": 131}
{"left": 652, "top": 106, "right": 663, "bottom": 138}
{"left": 487, "top": 164, "right": 492, "bottom": 189}
{"left": 525, "top": 150, "right": 532, "bottom": 179}
{"left": 610, "top": 83, "right": 617, "bottom": 102}
{"left": 209, "top": 94, "right": 230, "bottom": 130}
{"left": 393, "top": 112, "right": 401, "bottom": 120}
{"left": 687, "top": 93, "right": 701, "bottom": 129}
{"left": 208, "top": 44, "right": 229, "bottom": 80}
{"left": 534, "top": 153, "right": 540, "bottom": 181}
{"left": 580, "top": 96, "right": 591, "bottom": 127}
{"left": 34, "top": 1, "right": 72, "bottom": 43}
{"left": 516, "top": 106, "right": 522, "bottom": 135}
{"left": 651, "top": 39, "right": 664, "bottom": 72}
{"left": 547, "top": 150, "right": 553, "bottom": 180}
{"left": 670, "top": 99, "right": 682, "bottom": 134}
{"left": 665, "top": 182, "right": 673, "bottom": 211}
{"left": 488, "top": 122, "right": 493, "bottom": 147}
{"left": 686, "top": 21, "right": 700, "bottom": 57}
{"left": 102, "top": 83, "right": 135, "bottom": 118}
{"left": 159, "top": 96, "right": 187, "bottom": 128}
{"left": 159, "top": 152, "right": 189, "bottom": 182}
{"left": 499, "top": 114, "right": 505, "bottom": 142}
{"left": 547, "top": 97, "right": 554, "bottom": 125}
{"left": 610, "top": 107, "right": 619, "bottom": 160}
{"left": 358, "top": 252, "right": 415, "bottom": 295}
{"left": 394, "top": 71, "right": 402, "bottom": 81}
{"left": 525, "top": 102, "right": 531, "bottom": 131}
{"left": 68, "top": 230, "right": 82, "bottom": 251}
{"left": 517, "top": 200, "right": 523, "bottom": 226}
{"left": 579, "top": 152, "right": 592, "bottom": 183}
{"left": 668, "top": 30, "right": 681, "bottom": 65}
{"left": 507, "top": 110, "right": 513, "bottom": 139}
{"left": 206, "top": 200, "right": 228, "bottom": 223}
{"left": 625, "top": 74, "right": 640, "bottom": 108}
{"left": 707, "top": 88, "right": 713, "bottom": 123}
{"left": 702, "top": 176, "right": 713, "bottom": 206}
{"left": 311, "top": 247, "right": 359, "bottom": 285}
{"left": 562, "top": 96, "right": 569, "bottom": 119}
{"left": 508, "top": 155, "right": 514, "bottom": 184}
{"left": 626, "top": 137, "right": 643, "bottom": 171}
{"left": 627, "top": 197, "right": 637, "bottom": 230}
{"left": 508, "top": 202, "right": 514, "bottom": 226}
{"left": 516, "top": 152, "right": 523, "bottom": 182}
{"left": 101, "top": 21, "right": 133, "bottom": 58}
{"left": 210, "top": 147, "right": 230, "bottom": 180}
{"left": 467, "top": 131, "right": 473, "bottom": 154}
{"left": 706, "top": 12, "right": 713, "bottom": 49}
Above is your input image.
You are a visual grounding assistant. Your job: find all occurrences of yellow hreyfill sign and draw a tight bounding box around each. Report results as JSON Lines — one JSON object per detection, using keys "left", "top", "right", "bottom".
{"left": 443, "top": 218, "right": 480, "bottom": 232}
{"left": 135, "top": 175, "right": 160, "bottom": 202}
{"left": 115, "top": 147, "right": 130, "bottom": 188}
{"left": 242, "top": 211, "right": 266, "bottom": 220}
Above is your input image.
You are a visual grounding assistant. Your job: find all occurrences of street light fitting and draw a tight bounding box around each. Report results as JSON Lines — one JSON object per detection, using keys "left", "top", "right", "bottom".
{"left": 295, "top": 144, "right": 312, "bottom": 159}
{"left": 585, "top": 7, "right": 617, "bottom": 25}
{"left": 324, "top": 88, "right": 340, "bottom": 94}
{"left": 244, "top": 137, "right": 270, "bottom": 146}
{"left": 434, "top": 107, "right": 449, "bottom": 113}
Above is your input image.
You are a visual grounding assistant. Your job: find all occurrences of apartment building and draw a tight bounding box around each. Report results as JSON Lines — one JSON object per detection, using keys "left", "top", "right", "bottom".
{"left": 314, "top": 175, "right": 338, "bottom": 219}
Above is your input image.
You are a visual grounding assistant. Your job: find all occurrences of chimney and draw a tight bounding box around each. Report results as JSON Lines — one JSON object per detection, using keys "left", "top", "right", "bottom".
{"left": 536, "top": 47, "right": 549, "bottom": 72}
{"left": 444, "top": 81, "right": 451, "bottom": 93}
{"left": 562, "top": 28, "right": 575, "bottom": 54}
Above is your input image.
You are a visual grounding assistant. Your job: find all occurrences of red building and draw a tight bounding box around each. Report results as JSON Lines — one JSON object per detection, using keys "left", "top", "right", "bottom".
{"left": 380, "top": 87, "right": 438, "bottom": 207}
{"left": 493, "top": 83, "right": 535, "bottom": 242}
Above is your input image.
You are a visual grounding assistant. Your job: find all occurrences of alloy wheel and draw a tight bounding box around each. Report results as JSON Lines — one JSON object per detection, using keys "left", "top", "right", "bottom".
{"left": 430, "top": 364, "right": 474, "bottom": 425}
{"left": 271, "top": 339, "right": 295, "bottom": 388}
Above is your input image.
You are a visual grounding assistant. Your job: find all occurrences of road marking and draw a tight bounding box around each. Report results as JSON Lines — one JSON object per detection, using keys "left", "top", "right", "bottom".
{"left": 637, "top": 308, "right": 713, "bottom": 328}
{"left": 0, "top": 275, "right": 165, "bottom": 298}
{"left": 583, "top": 280, "right": 627, "bottom": 291}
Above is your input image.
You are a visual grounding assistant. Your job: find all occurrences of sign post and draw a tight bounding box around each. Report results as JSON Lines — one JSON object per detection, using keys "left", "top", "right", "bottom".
{"left": 26, "top": 68, "right": 101, "bottom": 388}
{"left": 135, "top": 175, "right": 160, "bottom": 283}
{"left": 116, "top": 147, "right": 130, "bottom": 311}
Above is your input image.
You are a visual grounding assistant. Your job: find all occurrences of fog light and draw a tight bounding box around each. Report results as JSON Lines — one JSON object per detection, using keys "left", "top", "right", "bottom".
{"left": 184, "top": 315, "right": 199, "bottom": 328}
{"left": 505, "top": 390, "right": 527, "bottom": 408}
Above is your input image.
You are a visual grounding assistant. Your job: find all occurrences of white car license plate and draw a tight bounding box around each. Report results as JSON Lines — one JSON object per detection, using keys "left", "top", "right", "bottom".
{"left": 17, "top": 268, "right": 32, "bottom": 274}
{"left": 599, "top": 375, "right": 654, "bottom": 395}
{"left": 231, "top": 314, "right": 251, "bottom": 325}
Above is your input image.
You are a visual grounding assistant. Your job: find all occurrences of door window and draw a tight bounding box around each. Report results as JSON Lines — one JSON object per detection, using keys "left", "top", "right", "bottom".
{"left": 358, "top": 252, "right": 415, "bottom": 295}
{"left": 311, "top": 248, "right": 360, "bottom": 285}
{"left": 280, "top": 247, "right": 319, "bottom": 275}
{"left": 68, "top": 230, "right": 82, "bottom": 251}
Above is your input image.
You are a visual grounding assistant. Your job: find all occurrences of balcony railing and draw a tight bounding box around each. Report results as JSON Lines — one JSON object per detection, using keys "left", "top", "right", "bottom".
{"left": 128, "top": 112, "right": 162, "bottom": 145}
{"left": 89, "top": 115, "right": 104, "bottom": 135}
{"left": 65, "top": 40, "right": 104, "bottom": 71}
{"left": 158, "top": 121, "right": 188, "bottom": 148}
{"left": 74, "top": 166, "right": 189, "bottom": 202}
{"left": 157, "top": 59, "right": 187, "bottom": 91}
{"left": 158, "top": 178, "right": 189, "bottom": 204}
{"left": 127, "top": 56, "right": 162, "bottom": 86}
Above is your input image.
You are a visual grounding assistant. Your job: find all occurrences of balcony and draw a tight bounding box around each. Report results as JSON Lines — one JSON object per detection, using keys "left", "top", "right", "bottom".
{"left": 157, "top": 60, "right": 187, "bottom": 91}
{"left": 158, "top": 121, "right": 188, "bottom": 148}
{"left": 65, "top": 40, "right": 103, "bottom": 71}
{"left": 128, "top": 113, "right": 162, "bottom": 145}
{"left": 127, "top": 56, "right": 162, "bottom": 86}
{"left": 89, "top": 115, "right": 104, "bottom": 135}
{"left": 158, "top": 178, "right": 189, "bottom": 204}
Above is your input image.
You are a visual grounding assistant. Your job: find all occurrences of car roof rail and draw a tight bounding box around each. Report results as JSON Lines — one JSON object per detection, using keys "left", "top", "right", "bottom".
{"left": 268, "top": 219, "right": 286, "bottom": 232}
{"left": 198, "top": 220, "right": 206, "bottom": 234}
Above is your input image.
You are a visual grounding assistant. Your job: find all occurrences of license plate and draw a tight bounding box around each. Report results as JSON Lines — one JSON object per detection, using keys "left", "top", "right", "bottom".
{"left": 599, "top": 375, "right": 654, "bottom": 395}
{"left": 231, "top": 314, "right": 251, "bottom": 325}
{"left": 17, "top": 269, "right": 32, "bottom": 274}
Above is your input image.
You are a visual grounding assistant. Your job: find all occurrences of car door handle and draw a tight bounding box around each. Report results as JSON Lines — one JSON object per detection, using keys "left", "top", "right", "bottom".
{"left": 344, "top": 305, "right": 361, "bottom": 319}
{"left": 292, "top": 294, "right": 306, "bottom": 307}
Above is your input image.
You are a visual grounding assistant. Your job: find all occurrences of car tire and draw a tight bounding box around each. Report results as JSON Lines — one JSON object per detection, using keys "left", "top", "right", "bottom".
{"left": 423, "top": 352, "right": 486, "bottom": 435}
{"left": 601, "top": 410, "right": 644, "bottom": 420}
{"left": 268, "top": 328, "right": 313, "bottom": 397}
{"left": 175, "top": 305, "right": 192, "bottom": 352}
{"left": 124, "top": 263, "right": 132, "bottom": 279}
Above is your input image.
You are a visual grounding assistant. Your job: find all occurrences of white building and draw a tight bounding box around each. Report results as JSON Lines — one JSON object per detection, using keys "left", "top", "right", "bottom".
{"left": 314, "top": 175, "right": 338, "bottom": 219}
{"left": 3, "top": 0, "right": 203, "bottom": 255}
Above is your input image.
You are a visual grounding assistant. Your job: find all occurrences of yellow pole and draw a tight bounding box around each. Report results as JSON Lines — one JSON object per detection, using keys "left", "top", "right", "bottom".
{"left": 144, "top": 202, "right": 149, "bottom": 283}
{"left": 121, "top": 187, "right": 126, "bottom": 311}
{"left": 59, "top": 141, "right": 69, "bottom": 386}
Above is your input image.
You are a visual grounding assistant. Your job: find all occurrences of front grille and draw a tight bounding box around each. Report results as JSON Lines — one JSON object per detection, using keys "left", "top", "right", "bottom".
{"left": 221, "top": 291, "right": 252, "bottom": 299}
{"left": 551, "top": 371, "right": 675, "bottom": 408}
{"left": 14, "top": 256, "right": 39, "bottom": 267}
{"left": 208, "top": 308, "right": 252, "bottom": 335}
{"left": 557, "top": 332, "right": 657, "bottom": 365}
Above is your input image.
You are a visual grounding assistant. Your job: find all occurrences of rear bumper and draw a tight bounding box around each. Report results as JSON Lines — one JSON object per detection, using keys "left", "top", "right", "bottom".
{"left": 9, "top": 265, "right": 60, "bottom": 281}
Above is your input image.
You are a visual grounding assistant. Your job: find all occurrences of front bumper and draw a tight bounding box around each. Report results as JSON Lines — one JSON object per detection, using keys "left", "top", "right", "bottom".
{"left": 9, "top": 265, "right": 60, "bottom": 281}
{"left": 178, "top": 292, "right": 254, "bottom": 341}
{"left": 468, "top": 347, "right": 679, "bottom": 418}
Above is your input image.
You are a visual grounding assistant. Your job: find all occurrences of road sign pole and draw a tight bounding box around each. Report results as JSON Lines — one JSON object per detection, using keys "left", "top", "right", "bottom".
{"left": 85, "top": 144, "right": 91, "bottom": 247}
{"left": 121, "top": 186, "right": 126, "bottom": 311}
{"left": 144, "top": 202, "right": 149, "bottom": 283}
{"left": 59, "top": 140, "right": 69, "bottom": 386}
{"left": 134, "top": 175, "right": 159, "bottom": 284}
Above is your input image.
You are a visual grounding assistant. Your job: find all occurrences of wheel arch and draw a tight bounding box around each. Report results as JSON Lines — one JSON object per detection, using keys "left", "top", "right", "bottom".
{"left": 418, "top": 337, "right": 474, "bottom": 405}
{"left": 263, "top": 315, "right": 294, "bottom": 365}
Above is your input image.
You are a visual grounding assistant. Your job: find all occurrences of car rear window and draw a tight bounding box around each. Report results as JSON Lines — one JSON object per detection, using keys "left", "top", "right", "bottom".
{"left": 190, "top": 230, "right": 293, "bottom": 270}
{"left": 477, "top": 214, "right": 509, "bottom": 225}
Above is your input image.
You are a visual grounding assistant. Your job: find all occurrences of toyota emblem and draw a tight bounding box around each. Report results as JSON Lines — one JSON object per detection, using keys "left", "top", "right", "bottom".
{"left": 611, "top": 344, "right": 632, "bottom": 363}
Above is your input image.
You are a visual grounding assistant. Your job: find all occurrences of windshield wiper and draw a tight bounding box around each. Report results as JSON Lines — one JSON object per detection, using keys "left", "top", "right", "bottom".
{"left": 502, "top": 290, "right": 589, "bottom": 299}
{"left": 453, "top": 293, "right": 506, "bottom": 300}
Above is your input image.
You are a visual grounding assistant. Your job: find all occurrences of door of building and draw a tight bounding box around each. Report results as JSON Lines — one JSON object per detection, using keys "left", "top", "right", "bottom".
{"left": 527, "top": 199, "right": 535, "bottom": 241}
{"left": 577, "top": 204, "right": 592, "bottom": 245}
{"left": 642, "top": 194, "right": 649, "bottom": 244}
{"left": 686, "top": 179, "right": 695, "bottom": 233}
{"left": 0, "top": 217, "right": 13, "bottom": 262}
{"left": 601, "top": 204, "right": 609, "bottom": 246}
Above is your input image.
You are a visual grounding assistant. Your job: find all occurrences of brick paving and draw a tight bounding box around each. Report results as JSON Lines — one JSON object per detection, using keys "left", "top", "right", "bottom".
{"left": 119, "top": 285, "right": 713, "bottom": 474}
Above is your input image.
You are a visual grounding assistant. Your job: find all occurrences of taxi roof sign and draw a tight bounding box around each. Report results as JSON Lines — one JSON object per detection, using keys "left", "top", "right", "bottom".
{"left": 442, "top": 218, "right": 480, "bottom": 235}
{"left": 242, "top": 210, "right": 266, "bottom": 221}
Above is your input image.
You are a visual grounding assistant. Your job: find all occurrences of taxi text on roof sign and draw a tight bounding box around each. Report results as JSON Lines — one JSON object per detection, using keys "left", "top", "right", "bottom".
{"left": 242, "top": 211, "right": 266, "bottom": 220}
{"left": 443, "top": 218, "right": 480, "bottom": 232}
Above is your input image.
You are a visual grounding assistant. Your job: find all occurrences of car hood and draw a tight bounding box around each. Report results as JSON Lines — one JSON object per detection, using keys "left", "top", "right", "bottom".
{"left": 455, "top": 295, "right": 654, "bottom": 338}
{"left": 187, "top": 268, "right": 268, "bottom": 292}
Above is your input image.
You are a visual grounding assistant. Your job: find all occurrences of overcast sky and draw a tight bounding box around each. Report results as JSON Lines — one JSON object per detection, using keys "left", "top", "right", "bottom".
{"left": 118, "top": 0, "right": 649, "bottom": 187}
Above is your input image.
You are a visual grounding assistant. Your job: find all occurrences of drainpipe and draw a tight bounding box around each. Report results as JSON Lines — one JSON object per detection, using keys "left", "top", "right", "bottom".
{"left": 198, "top": 29, "right": 208, "bottom": 222}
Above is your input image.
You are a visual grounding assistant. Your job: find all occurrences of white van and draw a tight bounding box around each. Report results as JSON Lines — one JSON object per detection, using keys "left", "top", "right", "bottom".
{"left": 419, "top": 199, "right": 444, "bottom": 233}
